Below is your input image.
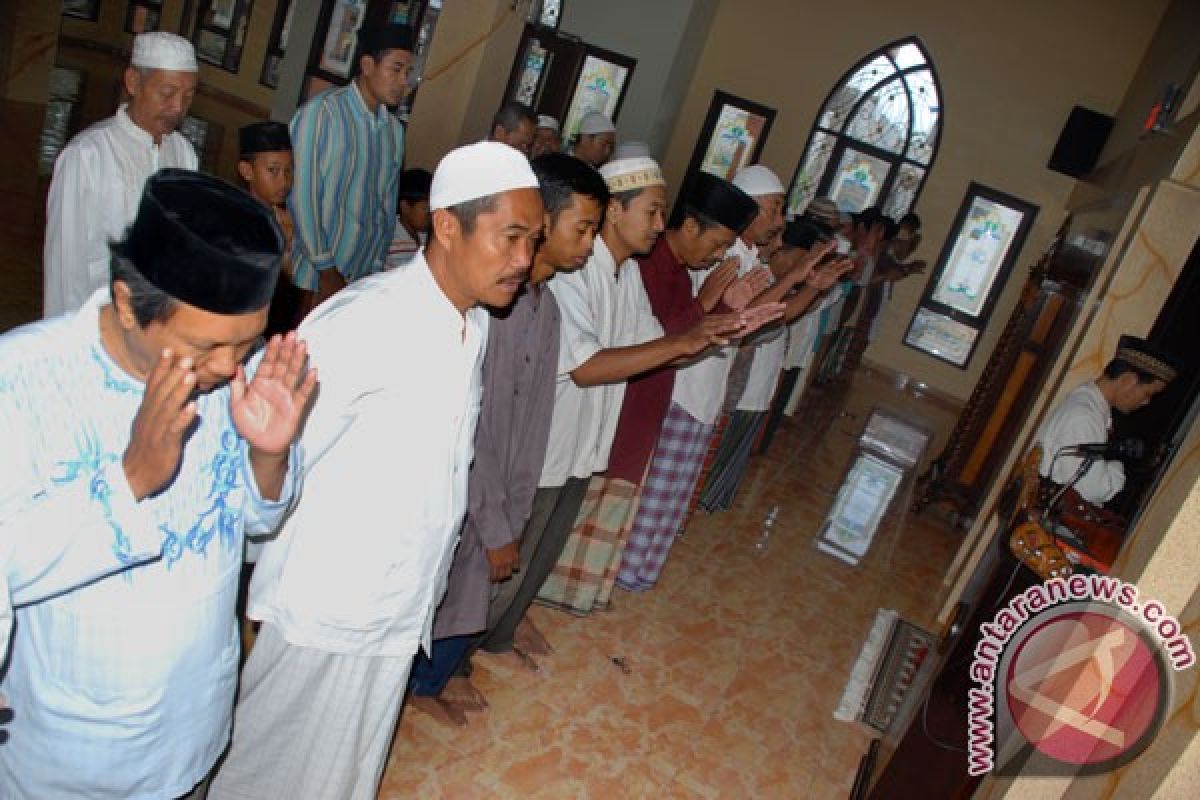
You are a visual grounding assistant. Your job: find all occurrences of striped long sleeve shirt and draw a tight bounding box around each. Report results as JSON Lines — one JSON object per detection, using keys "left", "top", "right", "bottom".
{"left": 287, "top": 81, "right": 404, "bottom": 291}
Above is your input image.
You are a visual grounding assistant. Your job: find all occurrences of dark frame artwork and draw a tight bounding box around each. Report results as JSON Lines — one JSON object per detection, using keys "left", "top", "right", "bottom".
{"left": 904, "top": 181, "right": 1039, "bottom": 368}
{"left": 63, "top": 0, "right": 102, "bottom": 21}
{"left": 302, "top": 0, "right": 426, "bottom": 101}
{"left": 684, "top": 89, "right": 776, "bottom": 183}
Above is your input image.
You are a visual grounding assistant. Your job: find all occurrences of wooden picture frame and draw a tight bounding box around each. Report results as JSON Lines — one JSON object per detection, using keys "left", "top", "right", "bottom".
{"left": 685, "top": 90, "right": 776, "bottom": 183}
{"left": 63, "top": 0, "right": 102, "bottom": 21}
{"left": 904, "top": 182, "right": 1039, "bottom": 368}
{"left": 302, "top": 0, "right": 427, "bottom": 102}
{"left": 125, "top": 0, "right": 163, "bottom": 33}
{"left": 560, "top": 43, "right": 636, "bottom": 144}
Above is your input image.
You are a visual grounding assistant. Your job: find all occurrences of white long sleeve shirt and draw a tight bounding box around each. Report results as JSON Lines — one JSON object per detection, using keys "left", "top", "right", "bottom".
{"left": 247, "top": 255, "right": 486, "bottom": 657}
{"left": 1036, "top": 382, "right": 1125, "bottom": 505}
{"left": 43, "top": 105, "right": 197, "bottom": 317}
{"left": 0, "top": 291, "right": 297, "bottom": 799}
{"left": 539, "top": 236, "right": 663, "bottom": 486}
{"left": 672, "top": 237, "right": 759, "bottom": 425}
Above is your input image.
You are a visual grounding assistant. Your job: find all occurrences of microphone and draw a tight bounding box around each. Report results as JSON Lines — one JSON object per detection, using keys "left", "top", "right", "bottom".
{"left": 1061, "top": 437, "right": 1145, "bottom": 461}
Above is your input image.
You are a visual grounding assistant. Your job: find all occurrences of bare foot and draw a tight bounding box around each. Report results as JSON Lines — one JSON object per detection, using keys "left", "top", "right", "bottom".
{"left": 409, "top": 694, "right": 469, "bottom": 727}
{"left": 442, "top": 676, "right": 488, "bottom": 711}
{"left": 515, "top": 616, "right": 553, "bottom": 656}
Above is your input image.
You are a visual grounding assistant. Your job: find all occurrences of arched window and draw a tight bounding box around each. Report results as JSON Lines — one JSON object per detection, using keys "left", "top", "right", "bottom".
{"left": 786, "top": 37, "right": 942, "bottom": 220}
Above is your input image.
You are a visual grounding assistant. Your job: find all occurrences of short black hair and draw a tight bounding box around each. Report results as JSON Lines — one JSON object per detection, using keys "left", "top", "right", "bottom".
{"left": 492, "top": 101, "right": 537, "bottom": 135}
{"left": 109, "top": 242, "right": 176, "bottom": 326}
{"left": 397, "top": 167, "right": 432, "bottom": 202}
{"left": 531, "top": 153, "right": 610, "bottom": 222}
{"left": 783, "top": 218, "right": 831, "bottom": 249}
{"left": 446, "top": 194, "right": 500, "bottom": 235}
{"left": 899, "top": 212, "right": 921, "bottom": 231}
{"left": 1103, "top": 358, "right": 1165, "bottom": 385}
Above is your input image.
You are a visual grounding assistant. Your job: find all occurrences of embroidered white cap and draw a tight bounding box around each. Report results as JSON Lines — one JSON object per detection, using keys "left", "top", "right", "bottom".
{"left": 536, "top": 115, "right": 560, "bottom": 132}
{"left": 578, "top": 111, "right": 616, "bottom": 135}
{"left": 131, "top": 32, "right": 198, "bottom": 72}
{"left": 430, "top": 141, "right": 540, "bottom": 210}
{"left": 598, "top": 156, "right": 664, "bottom": 193}
{"left": 732, "top": 165, "right": 785, "bottom": 197}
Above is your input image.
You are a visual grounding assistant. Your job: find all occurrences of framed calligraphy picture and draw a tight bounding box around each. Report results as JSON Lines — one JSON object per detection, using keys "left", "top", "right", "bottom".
{"left": 686, "top": 90, "right": 776, "bottom": 182}
{"left": 561, "top": 45, "right": 636, "bottom": 144}
{"left": 905, "top": 182, "right": 1038, "bottom": 368}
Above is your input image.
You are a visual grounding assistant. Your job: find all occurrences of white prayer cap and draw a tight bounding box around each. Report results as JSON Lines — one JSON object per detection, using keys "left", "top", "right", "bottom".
{"left": 430, "top": 141, "right": 540, "bottom": 211}
{"left": 578, "top": 111, "right": 616, "bottom": 135}
{"left": 131, "top": 32, "right": 198, "bottom": 72}
{"left": 732, "top": 165, "right": 785, "bottom": 197}
{"left": 612, "top": 141, "right": 651, "bottom": 160}
{"left": 536, "top": 115, "right": 560, "bottom": 132}
{"left": 599, "top": 156, "right": 664, "bottom": 193}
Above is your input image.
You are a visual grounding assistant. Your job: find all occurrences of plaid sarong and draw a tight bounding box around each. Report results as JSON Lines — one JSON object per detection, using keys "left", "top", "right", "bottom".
{"left": 684, "top": 412, "right": 728, "bottom": 523}
{"left": 618, "top": 404, "right": 713, "bottom": 591}
{"left": 536, "top": 476, "right": 640, "bottom": 615}
{"left": 698, "top": 410, "right": 766, "bottom": 512}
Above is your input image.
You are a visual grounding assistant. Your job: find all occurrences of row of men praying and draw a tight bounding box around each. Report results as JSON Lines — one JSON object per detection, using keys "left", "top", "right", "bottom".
{"left": 4, "top": 25, "right": 926, "bottom": 800}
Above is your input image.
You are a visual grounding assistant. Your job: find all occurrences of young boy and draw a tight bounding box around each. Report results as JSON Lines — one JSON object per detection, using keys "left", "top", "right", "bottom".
{"left": 237, "top": 120, "right": 299, "bottom": 335}
{"left": 386, "top": 167, "right": 432, "bottom": 269}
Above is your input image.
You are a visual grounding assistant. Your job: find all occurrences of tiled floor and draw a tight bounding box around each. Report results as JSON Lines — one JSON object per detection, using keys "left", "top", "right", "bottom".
{"left": 379, "top": 372, "right": 964, "bottom": 799}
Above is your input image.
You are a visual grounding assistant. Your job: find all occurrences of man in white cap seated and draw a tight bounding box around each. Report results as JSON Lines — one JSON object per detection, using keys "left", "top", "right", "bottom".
{"left": 571, "top": 110, "right": 617, "bottom": 167}
{"left": 532, "top": 114, "right": 561, "bottom": 158}
{"left": 209, "top": 142, "right": 543, "bottom": 800}
{"left": 43, "top": 31, "right": 198, "bottom": 317}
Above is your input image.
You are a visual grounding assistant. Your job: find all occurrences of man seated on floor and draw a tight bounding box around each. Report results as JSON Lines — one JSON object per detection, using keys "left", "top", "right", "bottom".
{"left": 1035, "top": 335, "right": 1177, "bottom": 506}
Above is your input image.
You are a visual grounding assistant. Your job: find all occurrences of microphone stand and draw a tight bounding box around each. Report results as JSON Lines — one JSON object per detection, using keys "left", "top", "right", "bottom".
{"left": 1046, "top": 451, "right": 1095, "bottom": 519}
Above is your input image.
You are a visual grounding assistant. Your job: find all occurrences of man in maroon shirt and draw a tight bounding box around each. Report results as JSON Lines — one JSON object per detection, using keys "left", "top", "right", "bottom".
{"left": 553, "top": 171, "right": 782, "bottom": 610}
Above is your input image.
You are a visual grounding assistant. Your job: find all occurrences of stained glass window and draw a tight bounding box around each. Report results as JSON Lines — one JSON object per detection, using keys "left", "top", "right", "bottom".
{"left": 788, "top": 37, "right": 942, "bottom": 219}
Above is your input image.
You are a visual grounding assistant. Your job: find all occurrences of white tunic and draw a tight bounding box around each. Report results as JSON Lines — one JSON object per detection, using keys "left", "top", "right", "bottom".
{"left": 247, "top": 254, "right": 487, "bottom": 657}
{"left": 672, "top": 237, "right": 758, "bottom": 425}
{"left": 43, "top": 106, "right": 197, "bottom": 317}
{"left": 0, "top": 291, "right": 296, "bottom": 799}
{"left": 539, "top": 236, "right": 663, "bottom": 486}
{"left": 1036, "top": 382, "right": 1125, "bottom": 505}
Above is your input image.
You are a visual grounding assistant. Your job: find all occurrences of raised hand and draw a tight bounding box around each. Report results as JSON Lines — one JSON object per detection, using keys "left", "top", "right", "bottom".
{"left": 724, "top": 265, "right": 772, "bottom": 311}
{"left": 734, "top": 301, "right": 786, "bottom": 338}
{"left": 807, "top": 256, "right": 856, "bottom": 290}
{"left": 123, "top": 349, "right": 199, "bottom": 500}
{"left": 787, "top": 240, "right": 837, "bottom": 287}
{"left": 679, "top": 311, "right": 750, "bottom": 356}
{"left": 724, "top": 266, "right": 772, "bottom": 309}
{"left": 697, "top": 257, "right": 738, "bottom": 312}
{"left": 230, "top": 332, "right": 318, "bottom": 458}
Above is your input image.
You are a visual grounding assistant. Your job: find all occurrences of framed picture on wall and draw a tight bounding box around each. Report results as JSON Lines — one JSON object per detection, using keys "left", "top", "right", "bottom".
{"left": 316, "top": 0, "right": 369, "bottom": 80}
{"left": 63, "top": 0, "right": 101, "bottom": 21}
{"left": 125, "top": 0, "right": 163, "bottom": 33}
{"left": 686, "top": 90, "right": 775, "bottom": 183}
{"left": 904, "top": 181, "right": 1038, "bottom": 368}
{"left": 561, "top": 45, "right": 636, "bottom": 144}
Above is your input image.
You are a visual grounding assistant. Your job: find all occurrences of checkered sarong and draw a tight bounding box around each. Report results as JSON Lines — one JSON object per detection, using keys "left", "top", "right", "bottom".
{"left": 536, "top": 476, "right": 640, "bottom": 615}
{"left": 617, "top": 404, "right": 713, "bottom": 591}
{"left": 698, "top": 410, "right": 766, "bottom": 512}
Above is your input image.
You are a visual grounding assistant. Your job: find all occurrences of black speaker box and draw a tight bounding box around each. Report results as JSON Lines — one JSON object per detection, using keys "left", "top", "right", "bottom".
{"left": 1047, "top": 106, "right": 1114, "bottom": 178}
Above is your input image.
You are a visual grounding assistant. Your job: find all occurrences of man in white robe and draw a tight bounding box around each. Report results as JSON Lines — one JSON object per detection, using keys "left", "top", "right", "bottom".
{"left": 1036, "top": 335, "right": 1176, "bottom": 505}
{"left": 209, "top": 142, "right": 544, "bottom": 800}
{"left": 1, "top": 170, "right": 316, "bottom": 799}
{"left": 43, "top": 32, "right": 199, "bottom": 317}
